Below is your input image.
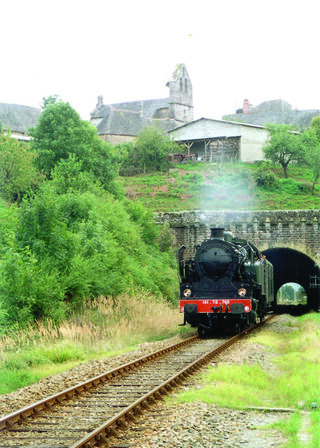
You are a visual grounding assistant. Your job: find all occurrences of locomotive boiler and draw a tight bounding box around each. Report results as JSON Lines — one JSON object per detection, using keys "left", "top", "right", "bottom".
{"left": 179, "top": 228, "right": 274, "bottom": 335}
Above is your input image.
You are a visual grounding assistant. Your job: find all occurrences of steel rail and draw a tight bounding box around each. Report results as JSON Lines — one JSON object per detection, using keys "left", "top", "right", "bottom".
{"left": 0, "top": 335, "right": 198, "bottom": 432}
{"left": 0, "top": 315, "right": 275, "bottom": 447}
{"left": 71, "top": 315, "right": 275, "bottom": 448}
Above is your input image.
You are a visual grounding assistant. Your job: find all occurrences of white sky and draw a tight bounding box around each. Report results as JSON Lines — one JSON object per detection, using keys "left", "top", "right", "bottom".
{"left": 1, "top": 0, "right": 320, "bottom": 120}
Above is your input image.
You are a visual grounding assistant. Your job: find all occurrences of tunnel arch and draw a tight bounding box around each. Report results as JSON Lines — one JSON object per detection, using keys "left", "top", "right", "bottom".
{"left": 263, "top": 247, "right": 320, "bottom": 311}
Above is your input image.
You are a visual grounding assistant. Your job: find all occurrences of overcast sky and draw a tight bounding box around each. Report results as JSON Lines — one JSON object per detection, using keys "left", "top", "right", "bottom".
{"left": 1, "top": 0, "right": 320, "bottom": 121}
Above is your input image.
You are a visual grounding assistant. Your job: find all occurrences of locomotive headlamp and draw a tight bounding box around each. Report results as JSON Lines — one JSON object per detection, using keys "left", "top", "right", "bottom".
{"left": 238, "top": 288, "right": 246, "bottom": 297}
{"left": 183, "top": 288, "right": 192, "bottom": 297}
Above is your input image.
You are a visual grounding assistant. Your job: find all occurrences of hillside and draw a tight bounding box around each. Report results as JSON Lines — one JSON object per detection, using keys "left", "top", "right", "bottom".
{"left": 122, "top": 162, "right": 320, "bottom": 212}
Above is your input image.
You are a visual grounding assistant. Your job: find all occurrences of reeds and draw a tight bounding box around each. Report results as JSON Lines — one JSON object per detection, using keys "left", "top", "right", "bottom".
{"left": 0, "top": 290, "right": 182, "bottom": 353}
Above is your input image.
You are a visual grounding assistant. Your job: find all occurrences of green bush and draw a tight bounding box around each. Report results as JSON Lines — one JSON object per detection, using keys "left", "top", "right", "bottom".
{"left": 0, "top": 174, "right": 178, "bottom": 327}
{"left": 0, "top": 133, "right": 43, "bottom": 203}
{"left": 253, "top": 166, "right": 280, "bottom": 189}
{"left": 279, "top": 178, "right": 310, "bottom": 195}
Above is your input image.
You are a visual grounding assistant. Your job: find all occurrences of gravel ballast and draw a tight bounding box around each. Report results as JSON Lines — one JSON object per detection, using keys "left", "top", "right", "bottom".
{"left": 1, "top": 315, "right": 300, "bottom": 446}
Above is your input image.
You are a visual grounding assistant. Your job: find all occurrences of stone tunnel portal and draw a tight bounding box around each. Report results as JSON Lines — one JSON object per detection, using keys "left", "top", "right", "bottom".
{"left": 263, "top": 248, "right": 320, "bottom": 311}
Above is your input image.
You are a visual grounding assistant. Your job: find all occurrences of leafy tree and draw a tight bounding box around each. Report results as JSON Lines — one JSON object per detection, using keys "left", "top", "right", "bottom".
{"left": 119, "top": 125, "right": 179, "bottom": 175}
{"left": 309, "top": 115, "right": 320, "bottom": 141}
{"left": 0, "top": 132, "right": 43, "bottom": 203}
{"left": 306, "top": 140, "right": 320, "bottom": 195}
{"left": 280, "top": 284, "right": 295, "bottom": 301}
{"left": 29, "top": 97, "right": 117, "bottom": 193}
{"left": 262, "top": 124, "right": 306, "bottom": 178}
{"left": 135, "top": 125, "right": 179, "bottom": 173}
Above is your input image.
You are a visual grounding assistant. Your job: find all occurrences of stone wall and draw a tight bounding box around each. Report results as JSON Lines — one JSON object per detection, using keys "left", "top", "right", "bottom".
{"left": 102, "top": 134, "right": 136, "bottom": 145}
{"left": 240, "top": 126, "right": 268, "bottom": 162}
{"left": 155, "top": 210, "right": 320, "bottom": 260}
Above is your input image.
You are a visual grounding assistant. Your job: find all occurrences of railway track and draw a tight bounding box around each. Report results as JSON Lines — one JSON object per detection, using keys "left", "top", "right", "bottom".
{"left": 0, "top": 316, "right": 274, "bottom": 448}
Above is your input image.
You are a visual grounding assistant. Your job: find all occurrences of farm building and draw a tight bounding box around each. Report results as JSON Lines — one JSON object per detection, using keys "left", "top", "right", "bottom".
{"left": 168, "top": 118, "right": 269, "bottom": 163}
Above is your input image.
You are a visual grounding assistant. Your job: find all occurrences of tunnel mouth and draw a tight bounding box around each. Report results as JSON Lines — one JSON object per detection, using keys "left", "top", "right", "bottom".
{"left": 276, "top": 282, "right": 308, "bottom": 316}
{"left": 263, "top": 247, "right": 320, "bottom": 314}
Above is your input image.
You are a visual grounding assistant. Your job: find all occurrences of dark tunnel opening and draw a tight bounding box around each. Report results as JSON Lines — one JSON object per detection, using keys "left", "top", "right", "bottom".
{"left": 263, "top": 248, "right": 320, "bottom": 314}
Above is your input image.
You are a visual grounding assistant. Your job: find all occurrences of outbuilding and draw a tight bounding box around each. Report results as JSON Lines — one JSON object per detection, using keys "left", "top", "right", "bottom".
{"left": 168, "top": 117, "right": 269, "bottom": 163}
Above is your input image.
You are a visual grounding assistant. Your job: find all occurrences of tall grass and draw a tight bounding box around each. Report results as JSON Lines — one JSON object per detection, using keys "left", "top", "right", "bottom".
{"left": 0, "top": 291, "right": 187, "bottom": 394}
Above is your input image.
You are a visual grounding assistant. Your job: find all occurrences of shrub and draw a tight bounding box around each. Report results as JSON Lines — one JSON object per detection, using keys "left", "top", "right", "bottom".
{"left": 0, "top": 178, "right": 178, "bottom": 327}
{"left": 253, "top": 166, "right": 279, "bottom": 189}
{"left": 0, "top": 133, "right": 43, "bottom": 203}
{"left": 279, "top": 178, "right": 310, "bottom": 195}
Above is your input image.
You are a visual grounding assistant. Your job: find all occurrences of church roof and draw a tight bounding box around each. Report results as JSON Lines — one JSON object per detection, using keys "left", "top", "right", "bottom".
{"left": 91, "top": 97, "right": 180, "bottom": 136}
{"left": 0, "top": 102, "right": 41, "bottom": 133}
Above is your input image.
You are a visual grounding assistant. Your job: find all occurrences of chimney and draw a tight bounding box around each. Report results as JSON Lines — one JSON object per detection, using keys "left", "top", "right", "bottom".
{"left": 210, "top": 228, "right": 225, "bottom": 239}
{"left": 243, "top": 99, "right": 250, "bottom": 114}
{"left": 96, "top": 95, "right": 104, "bottom": 110}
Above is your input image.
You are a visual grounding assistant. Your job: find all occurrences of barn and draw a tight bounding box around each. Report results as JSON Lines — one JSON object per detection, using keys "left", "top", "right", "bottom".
{"left": 168, "top": 117, "right": 269, "bottom": 163}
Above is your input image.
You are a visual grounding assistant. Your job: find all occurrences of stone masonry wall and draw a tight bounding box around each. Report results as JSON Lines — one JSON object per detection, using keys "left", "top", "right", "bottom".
{"left": 155, "top": 210, "right": 320, "bottom": 260}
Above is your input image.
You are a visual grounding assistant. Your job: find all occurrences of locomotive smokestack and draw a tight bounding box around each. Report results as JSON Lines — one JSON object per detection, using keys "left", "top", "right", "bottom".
{"left": 210, "top": 228, "right": 225, "bottom": 239}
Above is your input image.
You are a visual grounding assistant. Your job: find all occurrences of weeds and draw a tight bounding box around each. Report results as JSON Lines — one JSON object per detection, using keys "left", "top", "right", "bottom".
{"left": 0, "top": 291, "right": 189, "bottom": 394}
{"left": 174, "top": 314, "right": 319, "bottom": 448}
{"left": 123, "top": 162, "right": 320, "bottom": 212}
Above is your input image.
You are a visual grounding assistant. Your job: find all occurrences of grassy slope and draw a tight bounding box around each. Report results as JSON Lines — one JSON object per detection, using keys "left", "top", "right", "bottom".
{"left": 122, "top": 162, "right": 320, "bottom": 212}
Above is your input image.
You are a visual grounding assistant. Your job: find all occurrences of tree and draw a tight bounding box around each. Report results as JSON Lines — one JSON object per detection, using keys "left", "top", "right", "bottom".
{"left": 133, "top": 125, "right": 179, "bottom": 174}
{"left": 262, "top": 124, "right": 306, "bottom": 178}
{"left": 0, "top": 132, "right": 43, "bottom": 203}
{"left": 306, "top": 141, "right": 320, "bottom": 195}
{"left": 309, "top": 115, "right": 320, "bottom": 141}
{"left": 29, "top": 97, "right": 117, "bottom": 193}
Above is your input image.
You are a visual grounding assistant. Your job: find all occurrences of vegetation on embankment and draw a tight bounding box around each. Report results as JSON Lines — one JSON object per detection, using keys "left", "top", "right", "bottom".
{"left": 0, "top": 291, "right": 190, "bottom": 394}
{"left": 122, "top": 161, "right": 320, "bottom": 212}
{"left": 0, "top": 99, "right": 179, "bottom": 330}
{"left": 174, "top": 313, "right": 320, "bottom": 448}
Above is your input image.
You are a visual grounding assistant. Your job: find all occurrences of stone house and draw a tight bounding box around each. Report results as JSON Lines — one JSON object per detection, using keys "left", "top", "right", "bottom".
{"left": 168, "top": 118, "right": 269, "bottom": 163}
{"left": 90, "top": 64, "right": 194, "bottom": 144}
{"left": 0, "top": 102, "right": 41, "bottom": 141}
{"left": 224, "top": 99, "right": 320, "bottom": 130}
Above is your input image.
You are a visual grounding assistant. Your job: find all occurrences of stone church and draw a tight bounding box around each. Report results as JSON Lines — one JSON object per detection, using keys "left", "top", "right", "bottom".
{"left": 90, "top": 64, "right": 193, "bottom": 144}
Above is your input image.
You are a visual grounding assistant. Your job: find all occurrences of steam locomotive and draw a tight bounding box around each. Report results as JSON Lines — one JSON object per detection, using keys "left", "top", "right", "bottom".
{"left": 179, "top": 228, "right": 274, "bottom": 335}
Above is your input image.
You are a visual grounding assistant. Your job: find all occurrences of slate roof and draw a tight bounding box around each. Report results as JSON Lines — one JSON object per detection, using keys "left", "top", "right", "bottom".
{"left": 224, "top": 99, "right": 320, "bottom": 130}
{"left": 223, "top": 109, "right": 320, "bottom": 130}
{"left": 0, "top": 102, "right": 41, "bottom": 133}
{"left": 108, "top": 98, "right": 170, "bottom": 118}
{"left": 92, "top": 98, "right": 180, "bottom": 136}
